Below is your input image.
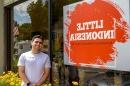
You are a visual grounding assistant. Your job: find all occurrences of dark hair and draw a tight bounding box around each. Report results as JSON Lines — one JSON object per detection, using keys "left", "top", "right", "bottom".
{"left": 32, "top": 35, "right": 43, "bottom": 41}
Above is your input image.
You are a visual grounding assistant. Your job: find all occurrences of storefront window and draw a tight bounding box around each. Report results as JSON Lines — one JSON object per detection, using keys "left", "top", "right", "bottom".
{"left": 4, "top": 0, "right": 130, "bottom": 86}
{"left": 51, "top": 0, "right": 130, "bottom": 86}
{"left": 12, "top": 0, "right": 48, "bottom": 71}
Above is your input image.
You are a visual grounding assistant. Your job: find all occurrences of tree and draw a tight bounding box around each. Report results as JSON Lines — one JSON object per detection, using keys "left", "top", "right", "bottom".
{"left": 18, "top": 23, "right": 32, "bottom": 40}
{"left": 52, "top": 0, "right": 79, "bottom": 25}
{"left": 27, "top": 0, "right": 48, "bottom": 39}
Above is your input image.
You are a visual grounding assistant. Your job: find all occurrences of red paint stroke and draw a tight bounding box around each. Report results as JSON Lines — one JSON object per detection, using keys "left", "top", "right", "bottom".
{"left": 64, "top": 0, "right": 130, "bottom": 66}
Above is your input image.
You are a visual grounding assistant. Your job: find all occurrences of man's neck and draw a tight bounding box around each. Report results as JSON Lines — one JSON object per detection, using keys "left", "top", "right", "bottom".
{"left": 31, "top": 49, "right": 41, "bottom": 54}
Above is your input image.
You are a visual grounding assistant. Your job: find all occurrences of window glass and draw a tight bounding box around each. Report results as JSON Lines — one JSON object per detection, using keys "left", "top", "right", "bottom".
{"left": 12, "top": 0, "right": 48, "bottom": 71}
{"left": 51, "top": 0, "right": 80, "bottom": 85}
{"left": 51, "top": 0, "right": 130, "bottom": 86}
{"left": 9, "top": 0, "right": 130, "bottom": 86}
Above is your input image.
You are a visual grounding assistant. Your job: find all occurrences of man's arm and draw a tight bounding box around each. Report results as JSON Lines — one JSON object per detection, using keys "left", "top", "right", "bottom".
{"left": 18, "top": 66, "right": 30, "bottom": 84}
{"left": 36, "top": 68, "right": 50, "bottom": 86}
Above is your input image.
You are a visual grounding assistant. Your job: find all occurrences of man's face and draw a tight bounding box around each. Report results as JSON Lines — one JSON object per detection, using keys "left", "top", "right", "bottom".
{"left": 31, "top": 38, "right": 43, "bottom": 51}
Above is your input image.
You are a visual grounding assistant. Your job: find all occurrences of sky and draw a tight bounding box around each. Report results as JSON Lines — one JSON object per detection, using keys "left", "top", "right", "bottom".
{"left": 14, "top": 0, "right": 46, "bottom": 25}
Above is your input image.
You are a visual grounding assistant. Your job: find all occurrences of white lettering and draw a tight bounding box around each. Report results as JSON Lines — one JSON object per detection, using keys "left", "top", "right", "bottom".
{"left": 70, "top": 30, "right": 115, "bottom": 41}
{"left": 76, "top": 20, "right": 104, "bottom": 31}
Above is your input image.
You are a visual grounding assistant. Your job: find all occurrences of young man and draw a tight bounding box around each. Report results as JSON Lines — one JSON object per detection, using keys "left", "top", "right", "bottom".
{"left": 17, "top": 35, "right": 51, "bottom": 86}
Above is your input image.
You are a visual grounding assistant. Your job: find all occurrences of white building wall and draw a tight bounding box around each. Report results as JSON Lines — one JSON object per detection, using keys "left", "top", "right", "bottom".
{"left": 0, "top": 0, "right": 5, "bottom": 73}
{"left": 4, "top": 0, "right": 18, "bottom": 6}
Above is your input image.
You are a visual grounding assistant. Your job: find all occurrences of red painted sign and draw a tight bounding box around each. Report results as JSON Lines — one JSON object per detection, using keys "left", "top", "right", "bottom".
{"left": 64, "top": 0, "right": 130, "bottom": 68}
